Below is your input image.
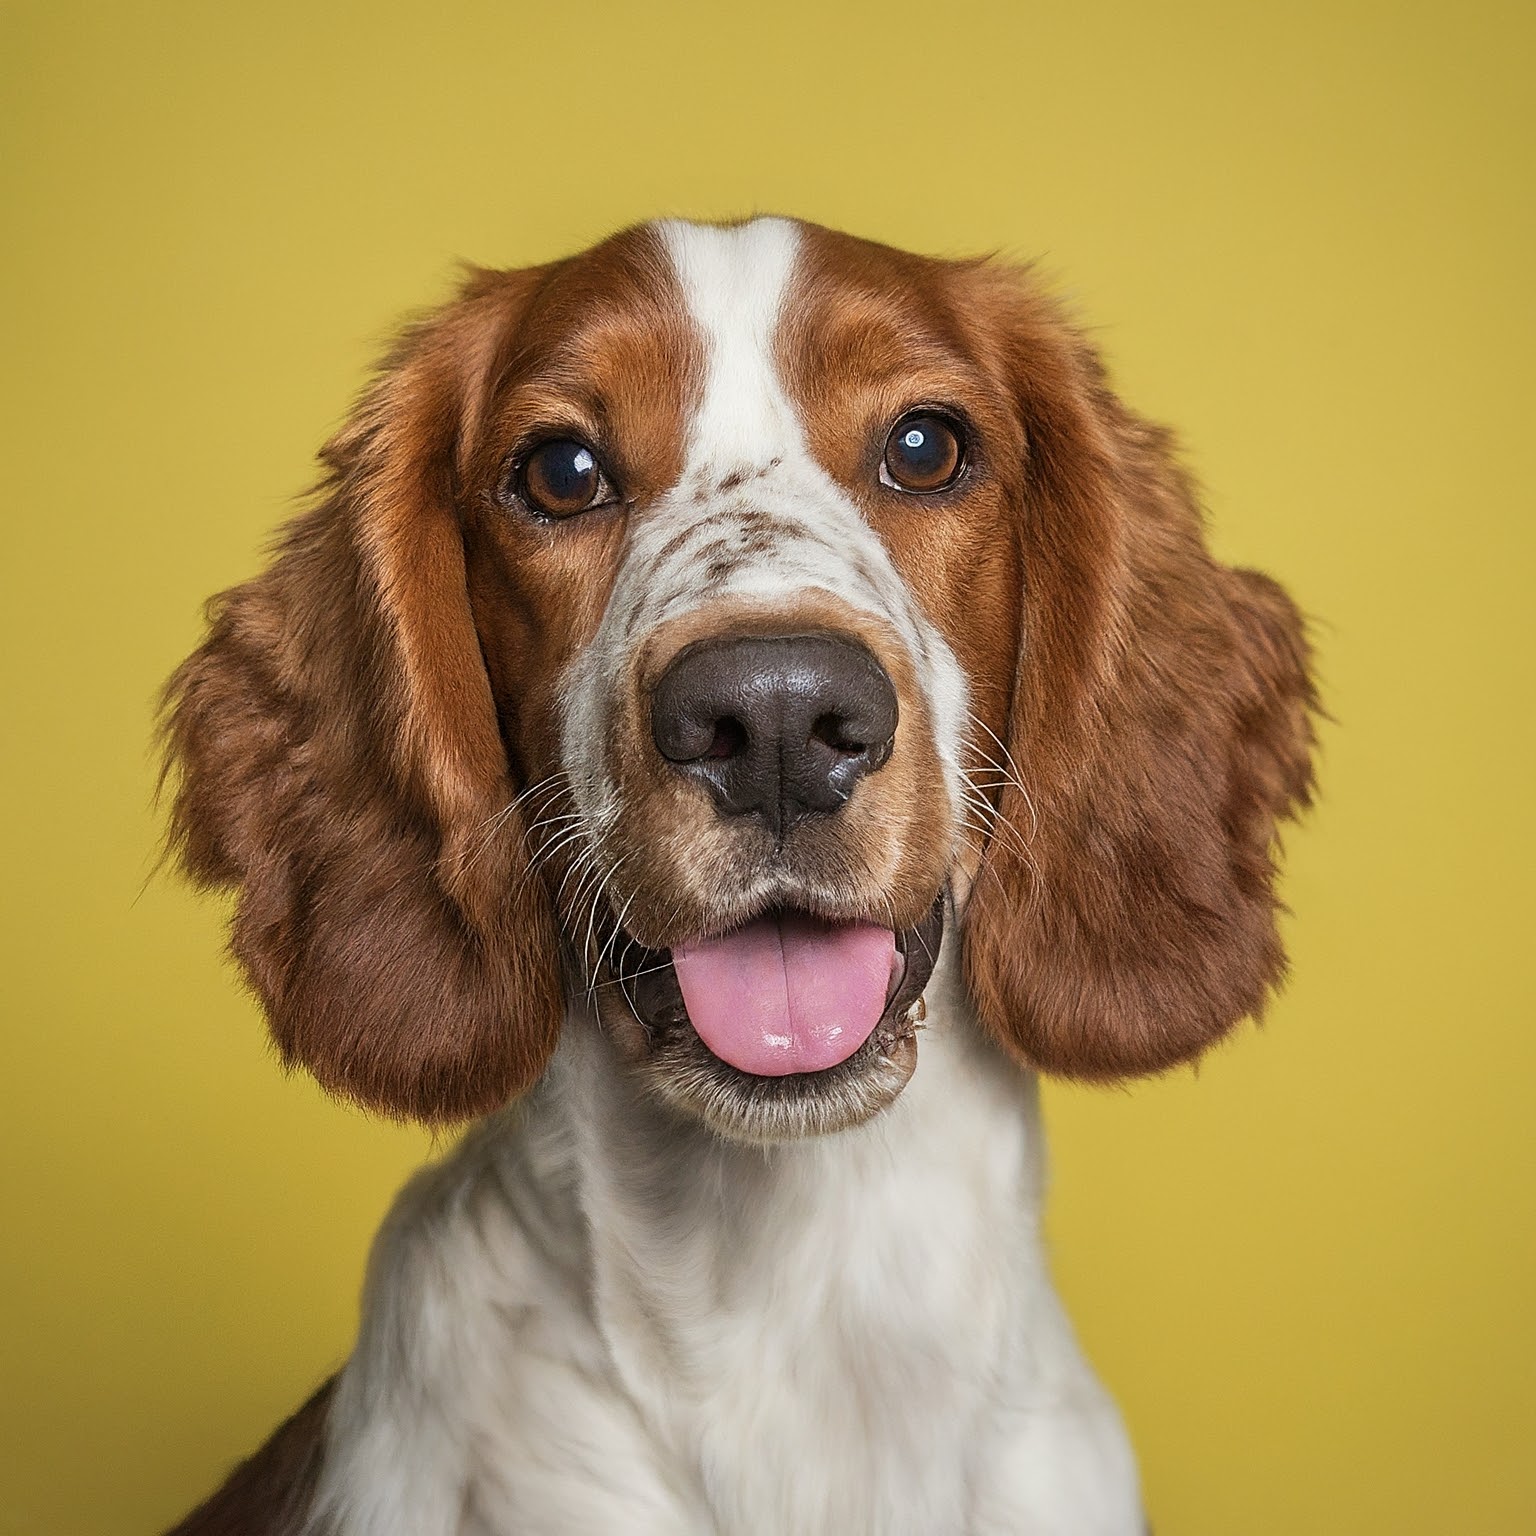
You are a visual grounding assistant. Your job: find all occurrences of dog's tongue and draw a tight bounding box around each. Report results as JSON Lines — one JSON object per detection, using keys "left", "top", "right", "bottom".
{"left": 671, "top": 914, "right": 898, "bottom": 1077}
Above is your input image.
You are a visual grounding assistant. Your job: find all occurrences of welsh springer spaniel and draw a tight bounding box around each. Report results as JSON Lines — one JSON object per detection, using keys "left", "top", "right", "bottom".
{"left": 163, "top": 217, "right": 1316, "bottom": 1535}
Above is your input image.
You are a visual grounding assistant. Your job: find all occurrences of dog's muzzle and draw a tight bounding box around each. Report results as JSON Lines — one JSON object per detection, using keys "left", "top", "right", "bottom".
{"left": 632, "top": 629, "right": 923, "bottom": 1076}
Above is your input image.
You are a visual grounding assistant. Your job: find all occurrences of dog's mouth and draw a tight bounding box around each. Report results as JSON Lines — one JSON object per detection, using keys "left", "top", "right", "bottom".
{"left": 596, "top": 894, "right": 946, "bottom": 1141}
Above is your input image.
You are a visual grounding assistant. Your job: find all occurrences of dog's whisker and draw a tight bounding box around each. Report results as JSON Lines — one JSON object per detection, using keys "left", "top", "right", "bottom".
{"left": 957, "top": 764, "right": 1038, "bottom": 870}
{"left": 965, "top": 714, "right": 1028, "bottom": 785}
{"left": 604, "top": 885, "right": 641, "bottom": 972}
{"left": 455, "top": 796, "right": 531, "bottom": 876}
{"left": 524, "top": 809, "right": 584, "bottom": 838}
{"left": 469, "top": 775, "right": 573, "bottom": 873}
{"left": 509, "top": 770, "right": 572, "bottom": 813}
{"left": 554, "top": 840, "right": 605, "bottom": 912}
{"left": 963, "top": 718, "right": 1041, "bottom": 846}
{"left": 597, "top": 956, "right": 678, "bottom": 989}
{"left": 529, "top": 823, "right": 592, "bottom": 877}
{"left": 581, "top": 857, "right": 629, "bottom": 1008}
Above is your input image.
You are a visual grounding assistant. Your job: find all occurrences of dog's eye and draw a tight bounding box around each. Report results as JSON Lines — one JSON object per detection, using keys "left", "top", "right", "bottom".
{"left": 515, "top": 438, "right": 612, "bottom": 519}
{"left": 881, "top": 413, "right": 964, "bottom": 493}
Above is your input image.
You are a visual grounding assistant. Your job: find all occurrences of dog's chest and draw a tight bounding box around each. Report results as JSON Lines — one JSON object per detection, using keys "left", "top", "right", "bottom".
{"left": 650, "top": 1200, "right": 1014, "bottom": 1531}
{"left": 568, "top": 1030, "right": 1037, "bottom": 1531}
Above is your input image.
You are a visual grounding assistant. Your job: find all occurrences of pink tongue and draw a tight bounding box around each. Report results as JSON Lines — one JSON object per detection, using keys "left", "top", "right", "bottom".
{"left": 671, "top": 915, "right": 898, "bottom": 1077}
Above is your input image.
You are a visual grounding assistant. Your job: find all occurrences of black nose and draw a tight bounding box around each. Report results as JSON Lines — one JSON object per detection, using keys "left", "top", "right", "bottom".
{"left": 651, "top": 634, "right": 899, "bottom": 838}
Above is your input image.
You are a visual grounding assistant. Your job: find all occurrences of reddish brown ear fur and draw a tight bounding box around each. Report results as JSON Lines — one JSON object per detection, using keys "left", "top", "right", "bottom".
{"left": 963, "top": 277, "right": 1318, "bottom": 1078}
{"left": 161, "top": 278, "right": 563, "bottom": 1123}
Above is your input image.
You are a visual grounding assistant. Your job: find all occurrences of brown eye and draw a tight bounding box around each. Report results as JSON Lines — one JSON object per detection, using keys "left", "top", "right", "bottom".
{"left": 517, "top": 438, "right": 609, "bottom": 518}
{"left": 882, "top": 413, "right": 963, "bottom": 493}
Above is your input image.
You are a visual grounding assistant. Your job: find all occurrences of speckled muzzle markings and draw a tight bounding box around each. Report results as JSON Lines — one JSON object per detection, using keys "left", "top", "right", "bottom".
{"left": 558, "top": 218, "right": 969, "bottom": 964}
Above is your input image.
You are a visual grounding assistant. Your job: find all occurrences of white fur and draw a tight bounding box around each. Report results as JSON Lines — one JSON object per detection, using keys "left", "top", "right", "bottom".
{"left": 310, "top": 943, "right": 1142, "bottom": 1535}
{"left": 308, "top": 219, "right": 1143, "bottom": 1533}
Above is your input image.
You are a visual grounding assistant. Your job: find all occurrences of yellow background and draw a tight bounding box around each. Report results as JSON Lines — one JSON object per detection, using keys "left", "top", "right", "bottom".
{"left": 4, "top": 1, "right": 1532, "bottom": 1530}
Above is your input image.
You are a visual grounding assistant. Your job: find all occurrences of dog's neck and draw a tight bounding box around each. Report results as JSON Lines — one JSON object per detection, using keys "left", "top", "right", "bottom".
{"left": 527, "top": 942, "right": 1058, "bottom": 1481}
{"left": 543, "top": 939, "right": 1048, "bottom": 1301}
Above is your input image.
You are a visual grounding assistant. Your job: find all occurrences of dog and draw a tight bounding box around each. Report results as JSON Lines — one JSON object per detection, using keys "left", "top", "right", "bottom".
{"left": 162, "top": 216, "right": 1316, "bottom": 1535}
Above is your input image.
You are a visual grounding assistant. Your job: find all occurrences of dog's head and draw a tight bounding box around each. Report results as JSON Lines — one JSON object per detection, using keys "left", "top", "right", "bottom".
{"left": 162, "top": 218, "right": 1316, "bottom": 1141}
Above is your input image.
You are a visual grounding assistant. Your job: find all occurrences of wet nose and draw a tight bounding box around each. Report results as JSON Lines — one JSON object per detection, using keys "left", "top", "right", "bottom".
{"left": 650, "top": 634, "right": 899, "bottom": 839}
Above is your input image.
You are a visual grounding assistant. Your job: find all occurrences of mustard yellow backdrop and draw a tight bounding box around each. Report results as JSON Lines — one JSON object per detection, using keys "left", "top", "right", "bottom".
{"left": 4, "top": 1, "right": 1531, "bottom": 1530}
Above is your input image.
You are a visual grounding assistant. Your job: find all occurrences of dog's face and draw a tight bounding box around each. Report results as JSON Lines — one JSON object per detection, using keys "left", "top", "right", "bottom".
{"left": 163, "top": 218, "right": 1316, "bottom": 1140}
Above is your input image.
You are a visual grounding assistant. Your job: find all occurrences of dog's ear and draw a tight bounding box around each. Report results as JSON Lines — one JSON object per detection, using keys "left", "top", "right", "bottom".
{"left": 962, "top": 275, "right": 1318, "bottom": 1078}
{"left": 161, "top": 272, "right": 565, "bottom": 1123}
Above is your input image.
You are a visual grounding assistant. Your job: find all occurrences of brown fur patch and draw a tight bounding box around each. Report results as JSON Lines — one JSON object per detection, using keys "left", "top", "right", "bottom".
{"left": 461, "top": 227, "right": 703, "bottom": 865}
{"left": 782, "top": 224, "right": 1317, "bottom": 1077}
{"left": 160, "top": 228, "right": 700, "bottom": 1122}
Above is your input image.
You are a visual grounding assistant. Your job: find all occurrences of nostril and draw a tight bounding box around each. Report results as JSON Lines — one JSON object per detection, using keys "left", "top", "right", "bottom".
{"left": 811, "top": 713, "right": 867, "bottom": 757}
{"left": 707, "top": 718, "right": 749, "bottom": 760}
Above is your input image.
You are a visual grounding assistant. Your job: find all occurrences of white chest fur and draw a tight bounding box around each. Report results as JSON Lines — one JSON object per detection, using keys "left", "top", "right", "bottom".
{"left": 307, "top": 950, "right": 1143, "bottom": 1536}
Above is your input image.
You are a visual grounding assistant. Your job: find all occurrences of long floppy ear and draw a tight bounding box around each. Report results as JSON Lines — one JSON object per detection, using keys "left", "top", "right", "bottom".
{"left": 963, "top": 277, "right": 1318, "bottom": 1078}
{"left": 161, "top": 273, "right": 564, "bottom": 1122}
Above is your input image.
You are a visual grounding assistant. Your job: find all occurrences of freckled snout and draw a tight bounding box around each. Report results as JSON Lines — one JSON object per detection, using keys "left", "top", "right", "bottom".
{"left": 650, "top": 634, "right": 899, "bottom": 839}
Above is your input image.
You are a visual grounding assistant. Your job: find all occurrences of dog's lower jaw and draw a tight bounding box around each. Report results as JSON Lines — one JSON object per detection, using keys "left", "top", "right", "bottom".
{"left": 590, "top": 893, "right": 948, "bottom": 1145}
{"left": 625, "top": 1013, "right": 920, "bottom": 1145}
{"left": 308, "top": 941, "right": 1145, "bottom": 1536}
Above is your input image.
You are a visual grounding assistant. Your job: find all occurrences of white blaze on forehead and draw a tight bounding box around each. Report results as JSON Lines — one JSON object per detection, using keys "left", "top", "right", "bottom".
{"left": 657, "top": 217, "right": 804, "bottom": 472}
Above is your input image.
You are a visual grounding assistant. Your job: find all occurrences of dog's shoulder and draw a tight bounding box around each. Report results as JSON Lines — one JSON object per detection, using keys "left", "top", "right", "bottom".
{"left": 165, "top": 1377, "right": 334, "bottom": 1536}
